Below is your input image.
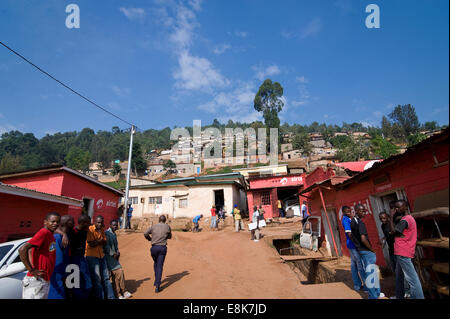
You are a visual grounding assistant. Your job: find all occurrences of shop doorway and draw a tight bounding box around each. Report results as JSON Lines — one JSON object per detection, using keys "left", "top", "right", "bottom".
{"left": 214, "top": 189, "right": 224, "bottom": 211}
{"left": 82, "top": 197, "right": 94, "bottom": 219}
{"left": 277, "top": 187, "right": 300, "bottom": 217}
{"left": 369, "top": 189, "right": 407, "bottom": 270}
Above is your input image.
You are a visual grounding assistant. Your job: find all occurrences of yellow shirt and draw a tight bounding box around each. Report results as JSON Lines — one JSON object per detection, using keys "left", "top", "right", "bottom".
{"left": 85, "top": 225, "right": 106, "bottom": 258}
{"left": 233, "top": 208, "right": 241, "bottom": 220}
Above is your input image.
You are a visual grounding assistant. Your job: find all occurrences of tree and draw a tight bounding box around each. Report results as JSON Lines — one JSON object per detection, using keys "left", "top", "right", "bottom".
{"left": 407, "top": 133, "right": 427, "bottom": 147}
{"left": 292, "top": 133, "right": 312, "bottom": 156}
{"left": 163, "top": 159, "right": 176, "bottom": 169}
{"left": 0, "top": 153, "right": 24, "bottom": 174}
{"left": 423, "top": 121, "right": 438, "bottom": 131}
{"left": 110, "top": 162, "right": 122, "bottom": 176}
{"left": 254, "top": 79, "right": 284, "bottom": 130}
{"left": 131, "top": 141, "right": 147, "bottom": 175}
{"left": 371, "top": 136, "right": 399, "bottom": 159}
{"left": 389, "top": 104, "right": 420, "bottom": 140}
{"left": 65, "top": 147, "right": 91, "bottom": 172}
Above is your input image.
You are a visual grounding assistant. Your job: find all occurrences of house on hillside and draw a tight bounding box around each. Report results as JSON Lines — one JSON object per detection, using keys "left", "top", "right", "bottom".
{"left": 127, "top": 173, "right": 247, "bottom": 219}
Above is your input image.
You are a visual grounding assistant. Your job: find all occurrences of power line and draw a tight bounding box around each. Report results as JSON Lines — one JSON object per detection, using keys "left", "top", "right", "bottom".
{"left": 0, "top": 40, "right": 137, "bottom": 128}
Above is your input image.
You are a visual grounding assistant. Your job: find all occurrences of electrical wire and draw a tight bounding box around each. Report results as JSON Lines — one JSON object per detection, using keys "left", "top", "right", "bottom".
{"left": 0, "top": 40, "right": 138, "bottom": 129}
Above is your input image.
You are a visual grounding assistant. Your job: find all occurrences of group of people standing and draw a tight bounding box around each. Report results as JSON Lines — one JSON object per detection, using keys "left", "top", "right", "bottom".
{"left": 19, "top": 212, "right": 132, "bottom": 299}
{"left": 341, "top": 200, "right": 424, "bottom": 299}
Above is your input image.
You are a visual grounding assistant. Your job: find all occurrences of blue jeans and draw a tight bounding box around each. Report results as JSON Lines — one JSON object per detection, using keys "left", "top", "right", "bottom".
{"left": 69, "top": 255, "right": 92, "bottom": 299}
{"left": 349, "top": 248, "right": 366, "bottom": 291}
{"left": 395, "top": 255, "right": 424, "bottom": 299}
{"left": 151, "top": 245, "right": 167, "bottom": 288}
{"left": 86, "top": 256, "right": 115, "bottom": 299}
{"left": 359, "top": 250, "right": 380, "bottom": 299}
{"left": 210, "top": 216, "right": 217, "bottom": 228}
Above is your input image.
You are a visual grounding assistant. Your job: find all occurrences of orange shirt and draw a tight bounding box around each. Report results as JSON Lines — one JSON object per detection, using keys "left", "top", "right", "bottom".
{"left": 85, "top": 225, "right": 106, "bottom": 258}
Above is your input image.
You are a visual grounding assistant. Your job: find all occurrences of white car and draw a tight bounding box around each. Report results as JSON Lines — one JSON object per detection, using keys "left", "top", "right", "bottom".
{"left": 284, "top": 199, "right": 301, "bottom": 217}
{"left": 0, "top": 238, "right": 29, "bottom": 299}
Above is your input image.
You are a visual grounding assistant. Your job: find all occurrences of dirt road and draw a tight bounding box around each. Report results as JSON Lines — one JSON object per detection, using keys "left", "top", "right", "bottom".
{"left": 118, "top": 226, "right": 361, "bottom": 299}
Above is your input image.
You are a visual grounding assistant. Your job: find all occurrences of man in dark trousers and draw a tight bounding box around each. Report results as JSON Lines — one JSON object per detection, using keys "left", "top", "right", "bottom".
{"left": 144, "top": 215, "right": 172, "bottom": 293}
{"left": 350, "top": 204, "right": 384, "bottom": 299}
{"left": 389, "top": 200, "right": 424, "bottom": 299}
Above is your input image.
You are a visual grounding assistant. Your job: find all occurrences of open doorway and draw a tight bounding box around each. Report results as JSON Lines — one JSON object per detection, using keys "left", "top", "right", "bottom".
{"left": 277, "top": 187, "right": 300, "bottom": 217}
{"left": 82, "top": 197, "right": 94, "bottom": 219}
{"left": 214, "top": 189, "right": 224, "bottom": 211}
{"left": 369, "top": 189, "right": 406, "bottom": 270}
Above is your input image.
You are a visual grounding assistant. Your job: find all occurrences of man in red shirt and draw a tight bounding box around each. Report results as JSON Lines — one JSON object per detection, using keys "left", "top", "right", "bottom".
{"left": 19, "top": 212, "right": 60, "bottom": 299}
{"left": 210, "top": 205, "right": 217, "bottom": 230}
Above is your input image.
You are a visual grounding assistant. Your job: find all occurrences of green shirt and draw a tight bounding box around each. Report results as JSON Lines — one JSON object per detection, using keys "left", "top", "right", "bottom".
{"left": 104, "top": 228, "right": 121, "bottom": 271}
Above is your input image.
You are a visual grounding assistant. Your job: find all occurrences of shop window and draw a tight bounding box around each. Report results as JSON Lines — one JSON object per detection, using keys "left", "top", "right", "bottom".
{"left": 179, "top": 198, "right": 188, "bottom": 208}
{"left": 129, "top": 197, "right": 138, "bottom": 205}
{"left": 149, "top": 196, "right": 162, "bottom": 205}
{"left": 261, "top": 192, "right": 271, "bottom": 205}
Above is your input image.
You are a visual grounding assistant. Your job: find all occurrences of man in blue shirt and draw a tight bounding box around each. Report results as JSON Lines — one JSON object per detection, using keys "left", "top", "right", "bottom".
{"left": 193, "top": 214, "right": 203, "bottom": 232}
{"left": 341, "top": 205, "right": 367, "bottom": 291}
{"left": 301, "top": 201, "right": 309, "bottom": 227}
{"left": 126, "top": 204, "right": 133, "bottom": 229}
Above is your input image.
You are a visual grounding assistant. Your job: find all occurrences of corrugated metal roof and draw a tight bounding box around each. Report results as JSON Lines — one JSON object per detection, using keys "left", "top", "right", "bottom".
{"left": 0, "top": 182, "right": 83, "bottom": 206}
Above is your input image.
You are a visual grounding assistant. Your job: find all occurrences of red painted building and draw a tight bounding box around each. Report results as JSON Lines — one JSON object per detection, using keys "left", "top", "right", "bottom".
{"left": 247, "top": 174, "right": 306, "bottom": 219}
{"left": 0, "top": 183, "right": 82, "bottom": 243}
{"left": 300, "top": 129, "right": 449, "bottom": 269}
{"left": 0, "top": 166, "right": 124, "bottom": 238}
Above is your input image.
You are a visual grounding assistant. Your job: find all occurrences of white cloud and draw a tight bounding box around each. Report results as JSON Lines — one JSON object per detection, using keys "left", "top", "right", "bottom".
{"left": 213, "top": 44, "right": 232, "bottom": 55}
{"left": 252, "top": 65, "right": 281, "bottom": 81}
{"left": 292, "top": 100, "right": 308, "bottom": 107}
{"left": 112, "top": 85, "right": 131, "bottom": 97}
{"left": 296, "top": 76, "right": 309, "bottom": 84}
{"left": 281, "top": 31, "right": 296, "bottom": 39}
{"left": 188, "top": 0, "right": 203, "bottom": 11}
{"left": 174, "top": 51, "right": 229, "bottom": 91}
{"left": 120, "top": 7, "right": 146, "bottom": 21}
{"left": 301, "top": 18, "right": 321, "bottom": 39}
{"left": 234, "top": 31, "right": 248, "bottom": 38}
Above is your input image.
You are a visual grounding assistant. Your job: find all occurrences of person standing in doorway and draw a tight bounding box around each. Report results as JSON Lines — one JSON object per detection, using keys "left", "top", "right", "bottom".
{"left": 85, "top": 215, "right": 115, "bottom": 299}
{"left": 144, "top": 215, "right": 172, "bottom": 293}
{"left": 277, "top": 200, "right": 284, "bottom": 217}
{"left": 104, "top": 220, "right": 132, "bottom": 299}
{"left": 390, "top": 200, "right": 424, "bottom": 299}
{"left": 350, "top": 204, "right": 384, "bottom": 299}
{"left": 126, "top": 205, "right": 133, "bottom": 229}
{"left": 233, "top": 204, "right": 244, "bottom": 232}
{"left": 19, "top": 212, "right": 60, "bottom": 299}
{"left": 341, "top": 206, "right": 367, "bottom": 292}
{"left": 379, "top": 211, "right": 396, "bottom": 274}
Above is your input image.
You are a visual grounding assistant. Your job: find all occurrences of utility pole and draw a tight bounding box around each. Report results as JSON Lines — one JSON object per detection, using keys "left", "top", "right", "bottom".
{"left": 122, "top": 125, "right": 135, "bottom": 229}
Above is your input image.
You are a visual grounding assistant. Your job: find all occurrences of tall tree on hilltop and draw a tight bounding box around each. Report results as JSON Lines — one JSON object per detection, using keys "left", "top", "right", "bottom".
{"left": 254, "top": 79, "right": 284, "bottom": 131}
{"left": 389, "top": 104, "right": 420, "bottom": 139}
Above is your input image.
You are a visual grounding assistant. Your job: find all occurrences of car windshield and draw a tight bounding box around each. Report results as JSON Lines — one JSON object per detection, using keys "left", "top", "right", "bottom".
{"left": 0, "top": 244, "right": 14, "bottom": 263}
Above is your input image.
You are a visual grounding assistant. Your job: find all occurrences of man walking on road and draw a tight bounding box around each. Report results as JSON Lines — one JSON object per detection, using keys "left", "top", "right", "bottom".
{"left": 350, "top": 204, "right": 384, "bottom": 299}
{"left": 210, "top": 205, "right": 217, "bottom": 230}
{"left": 144, "top": 215, "right": 172, "bottom": 293}
{"left": 126, "top": 204, "right": 133, "bottom": 229}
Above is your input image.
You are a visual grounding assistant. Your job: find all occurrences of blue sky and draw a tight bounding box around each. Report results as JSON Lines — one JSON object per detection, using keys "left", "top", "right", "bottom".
{"left": 0, "top": 0, "right": 448, "bottom": 137}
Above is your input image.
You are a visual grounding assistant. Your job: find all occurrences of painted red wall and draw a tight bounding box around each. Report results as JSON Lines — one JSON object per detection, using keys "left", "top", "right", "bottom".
{"left": 61, "top": 172, "right": 120, "bottom": 226}
{"left": 0, "top": 193, "right": 69, "bottom": 243}
{"left": 1, "top": 172, "right": 64, "bottom": 196}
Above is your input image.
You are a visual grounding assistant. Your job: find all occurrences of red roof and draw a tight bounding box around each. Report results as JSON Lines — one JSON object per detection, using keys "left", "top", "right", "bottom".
{"left": 335, "top": 160, "right": 382, "bottom": 172}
